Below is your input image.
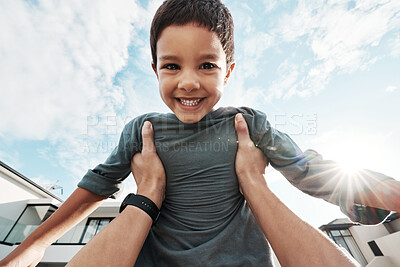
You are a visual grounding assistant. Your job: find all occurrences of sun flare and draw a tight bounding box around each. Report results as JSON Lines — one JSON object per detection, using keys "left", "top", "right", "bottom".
{"left": 310, "top": 130, "right": 390, "bottom": 200}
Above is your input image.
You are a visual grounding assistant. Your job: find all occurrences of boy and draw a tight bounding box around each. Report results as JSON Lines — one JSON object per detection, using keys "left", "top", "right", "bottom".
{"left": 2, "top": 0, "right": 399, "bottom": 266}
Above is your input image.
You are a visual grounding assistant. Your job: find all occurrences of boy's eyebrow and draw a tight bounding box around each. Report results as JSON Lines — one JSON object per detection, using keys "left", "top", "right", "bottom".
{"left": 158, "top": 54, "right": 220, "bottom": 61}
{"left": 158, "top": 55, "right": 179, "bottom": 61}
{"left": 199, "top": 54, "right": 220, "bottom": 60}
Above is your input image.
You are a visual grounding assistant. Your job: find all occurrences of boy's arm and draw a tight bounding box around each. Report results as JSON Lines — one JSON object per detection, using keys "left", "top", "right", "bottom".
{"left": 235, "top": 114, "right": 358, "bottom": 267}
{"left": 279, "top": 149, "right": 397, "bottom": 223}
{"left": 246, "top": 109, "right": 397, "bottom": 224}
{"left": 353, "top": 178, "right": 400, "bottom": 212}
{"left": 0, "top": 187, "right": 107, "bottom": 267}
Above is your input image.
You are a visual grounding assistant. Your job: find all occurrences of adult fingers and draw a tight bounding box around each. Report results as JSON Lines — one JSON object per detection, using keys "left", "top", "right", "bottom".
{"left": 235, "top": 113, "right": 253, "bottom": 149}
{"left": 141, "top": 121, "right": 156, "bottom": 154}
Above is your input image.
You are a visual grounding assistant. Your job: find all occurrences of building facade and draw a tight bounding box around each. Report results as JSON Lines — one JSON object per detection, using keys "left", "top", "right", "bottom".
{"left": 320, "top": 215, "right": 400, "bottom": 267}
{"left": 0, "top": 161, "right": 119, "bottom": 266}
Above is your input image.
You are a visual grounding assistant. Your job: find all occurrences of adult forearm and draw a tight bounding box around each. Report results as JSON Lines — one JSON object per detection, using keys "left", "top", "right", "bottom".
{"left": 241, "top": 177, "right": 357, "bottom": 267}
{"left": 67, "top": 205, "right": 152, "bottom": 267}
{"left": 67, "top": 182, "right": 164, "bottom": 266}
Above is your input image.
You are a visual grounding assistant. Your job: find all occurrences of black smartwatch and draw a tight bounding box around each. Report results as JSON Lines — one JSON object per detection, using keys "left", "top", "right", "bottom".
{"left": 119, "top": 193, "right": 160, "bottom": 226}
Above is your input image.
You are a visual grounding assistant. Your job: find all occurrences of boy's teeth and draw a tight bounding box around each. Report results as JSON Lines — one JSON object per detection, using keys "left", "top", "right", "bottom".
{"left": 180, "top": 98, "right": 201, "bottom": 106}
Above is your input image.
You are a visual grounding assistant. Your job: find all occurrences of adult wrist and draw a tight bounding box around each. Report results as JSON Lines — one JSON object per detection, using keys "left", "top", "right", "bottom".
{"left": 239, "top": 173, "right": 269, "bottom": 196}
{"left": 136, "top": 185, "right": 165, "bottom": 209}
{"left": 19, "top": 227, "right": 53, "bottom": 249}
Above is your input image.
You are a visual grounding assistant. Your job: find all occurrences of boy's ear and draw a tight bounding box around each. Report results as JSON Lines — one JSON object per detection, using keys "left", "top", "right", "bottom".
{"left": 152, "top": 62, "right": 159, "bottom": 79}
{"left": 224, "top": 61, "right": 236, "bottom": 86}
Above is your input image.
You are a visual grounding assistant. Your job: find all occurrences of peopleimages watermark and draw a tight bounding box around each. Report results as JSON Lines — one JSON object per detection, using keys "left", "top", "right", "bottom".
{"left": 273, "top": 113, "right": 317, "bottom": 136}
{"left": 81, "top": 113, "right": 318, "bottom": 154}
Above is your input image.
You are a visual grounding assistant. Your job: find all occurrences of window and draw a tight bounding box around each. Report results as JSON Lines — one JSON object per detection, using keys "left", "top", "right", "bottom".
{"left": 368, "top": 241, "right": 384, "bottom": 256}
{"left": 328, "top": 229, "right": 367, "bottom": 266}
{"left": 54, "top": 223, "right": 87, "bottom": 244}
{"left": 4, "top": 205, "right": 56, "bottom": 244}
{"left": 80, "top": 218, "right": 113, "bottom": 244}
{"left": 2, "top": 204, "right": 115, "bottom": 245}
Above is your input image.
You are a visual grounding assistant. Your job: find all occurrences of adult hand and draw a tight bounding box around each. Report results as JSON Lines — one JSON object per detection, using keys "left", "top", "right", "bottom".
{"left": 234, "top": 113, "right": 269, "bottom": 195}
{"left": 130, "top": 121, "right": 166, "bottom": 208}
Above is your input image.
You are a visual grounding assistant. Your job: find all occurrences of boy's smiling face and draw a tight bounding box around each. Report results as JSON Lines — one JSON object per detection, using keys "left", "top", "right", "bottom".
{"left": 153, "top": 23, "right": 235, "bottom": 123}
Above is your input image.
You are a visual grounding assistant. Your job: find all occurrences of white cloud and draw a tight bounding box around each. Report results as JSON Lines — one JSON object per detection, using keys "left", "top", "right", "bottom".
{"left": 0, "top": 0, "right": 140, "bottom": 140}
{"left": 240, "top": 2, "right": 254, "bottom": 13}
{"left": 0, "top": 150, "right": 22, "bottom": 171}
{"left": 240, "top": 32, "right": 275, "bottom": 78}
{"left": 216, "top": 1, "right": 277, "bottom": 108}
{"left": 219, "top": 63, "right": 277, "bottom": 110}
{"left": 271, "top": 0, "right": 400, "bottom": 98}
{"left": 262, "top": 0, "right": 279, "bottom": 13}
{"left": 268, "top": 60, "right": 300, "bottom": 100}
{"left": 386, "top": 85, "right": 397, "bottom": 93}
{"left": 389, "top": 32, "right": 400, "bottom": 58}
{"left": 0, "top": 0, "right": 157, "bottom": 183}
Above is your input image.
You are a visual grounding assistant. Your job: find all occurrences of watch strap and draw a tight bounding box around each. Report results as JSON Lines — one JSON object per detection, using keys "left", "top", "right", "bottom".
{"left": 120, "top": 193, "right": 160, "bottom": 225}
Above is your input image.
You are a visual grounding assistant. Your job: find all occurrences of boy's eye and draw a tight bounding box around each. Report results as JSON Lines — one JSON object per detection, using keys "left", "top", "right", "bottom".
{"left": 163, "top": 64, "right": 180, "bottom": 70}
{"left": 200, "top": 62, "right": 216, "bottom": 69}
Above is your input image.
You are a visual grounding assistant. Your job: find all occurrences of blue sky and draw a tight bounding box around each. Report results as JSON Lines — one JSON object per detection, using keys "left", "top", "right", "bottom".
{"left": 0, "top": 0, "right": 399, "bottom": 227}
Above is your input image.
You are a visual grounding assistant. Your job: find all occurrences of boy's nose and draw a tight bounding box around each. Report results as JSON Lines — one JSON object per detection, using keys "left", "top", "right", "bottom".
{"left": 178, "top": 71, "right": 200, "bottom": 92}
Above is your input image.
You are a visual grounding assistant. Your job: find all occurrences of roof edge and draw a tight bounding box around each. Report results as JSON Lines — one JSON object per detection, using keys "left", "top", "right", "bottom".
{"left": 0, "top": 160, "right": 64, "bottom": 203}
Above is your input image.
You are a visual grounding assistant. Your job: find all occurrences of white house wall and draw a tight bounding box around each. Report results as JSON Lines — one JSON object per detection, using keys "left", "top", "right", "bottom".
{"left": 374, "top": 231, "right": 400, "bottom": 265}
{"left": 1, "top": 244, "right": 84, "bottom": 266}
{"left": 349, "top": 224, "right": 389, "bottom": 263}
{"left": 366, "top": 256, "right": 394, "bottom": 267}
{"left": 41, "top": 245, "right": 82, "bottom": 264}
{"left": 0, "top": 171, "right": 43, "bottom": 203}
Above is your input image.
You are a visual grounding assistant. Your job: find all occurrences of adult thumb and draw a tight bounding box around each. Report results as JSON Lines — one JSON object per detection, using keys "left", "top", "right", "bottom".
{"left": 142, "top": 121, "right": 156, "bottom": 154}
{"left": 235, "top": 113, "right": 252, "bottom": 147}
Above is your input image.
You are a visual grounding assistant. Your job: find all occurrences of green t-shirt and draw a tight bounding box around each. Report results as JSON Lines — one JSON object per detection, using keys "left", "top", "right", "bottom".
{"left": 78, "top": 107, "right": 392, "bottom": 266}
